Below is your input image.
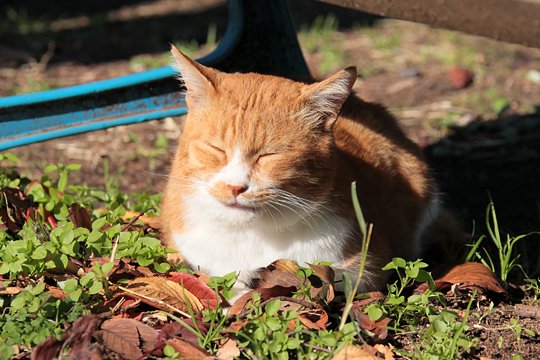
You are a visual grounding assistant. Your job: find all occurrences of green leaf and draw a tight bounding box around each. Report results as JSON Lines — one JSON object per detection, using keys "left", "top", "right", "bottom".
{"left": 253, "top": 326, "right": 265, "bottom": 341}
{"left": 154, "top": 262, "right": 171, "bottom": 273}
{"left": 265, "top": 317, "right": 282, "bottom": 331}
{"left": 31, "top": 246, "right": 48, "bottom": 260}
{"left": 30, "top": 283, "right": 46, "bottom": 295}
{"left": 366, "top": 304, "right": 383, "bottom": 321}
{"left": 63, "top": 279, "right": 79, "bottom": 292}
{"left": 392, "top": 257, "right": 407, "bottom": 268}
{"left": 386, "top": 295, "right": 404, "bottom": 305}
{"left": 405, "top": 266, "right": 420, "bottom": 278}
{"left": 265, "top": 299, "right": 281, "bottom": 316}
{"left": 3, "top": 153, "right": 20, "bottom": 163}
{"left": 163, "top": 345, "right": 177, "bottom": 357}
{"left": 10, "top": 295, "right": 27, "bottom": 311}
{"left": 101, "top": 262, "right": 115, "bottom": 275}
{"left": 43, "top": 164, "right": 57, "bottom": 174}
{"left": 69, "top": 288, "right": 82, "bottom": 302}
{"left": 88, "top": 281, "right": 103, "bottom": 295}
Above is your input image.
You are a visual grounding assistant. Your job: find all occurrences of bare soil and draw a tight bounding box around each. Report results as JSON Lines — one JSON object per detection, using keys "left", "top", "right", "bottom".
{"left": 1, "top": 0, "right": 540, "bottom": 357}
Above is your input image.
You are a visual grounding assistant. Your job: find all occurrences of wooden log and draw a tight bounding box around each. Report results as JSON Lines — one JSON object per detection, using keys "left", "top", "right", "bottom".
{"left": 320, "top": 0, "right": 540, "bottom": 48}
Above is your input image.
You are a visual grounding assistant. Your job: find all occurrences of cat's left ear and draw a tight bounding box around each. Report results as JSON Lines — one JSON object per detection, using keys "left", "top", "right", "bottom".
{"left": 299, "top": 67, "right": 357, "bottom": 131}
{"left": 170, "top": 45, "right": 217, "bottom": 107}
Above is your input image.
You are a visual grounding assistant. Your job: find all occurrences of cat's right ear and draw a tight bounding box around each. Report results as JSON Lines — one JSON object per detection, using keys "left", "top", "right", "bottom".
{"left": 170, "top": 45, "right": 216, "bottom": 106}
{"left": 299, "top": 67, "right": 357, "bottom": 131}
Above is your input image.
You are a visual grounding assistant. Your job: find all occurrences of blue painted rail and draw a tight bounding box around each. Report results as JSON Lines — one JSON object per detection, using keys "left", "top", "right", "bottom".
{"left": 0, "top": 0, "right": 310, "bottom": 151}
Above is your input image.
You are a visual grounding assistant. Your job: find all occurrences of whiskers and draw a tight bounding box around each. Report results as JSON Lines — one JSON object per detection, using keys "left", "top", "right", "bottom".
{"left": 146, "top": 171, "right": 205, "bottom": 191}
{"left": 265, "top": 188, "right": 344, "bottom": 234}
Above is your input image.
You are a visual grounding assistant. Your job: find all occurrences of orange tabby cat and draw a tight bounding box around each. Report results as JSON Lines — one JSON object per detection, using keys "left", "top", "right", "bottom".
{"left": 161, "top": 45, "right": 446, "bottom": 291}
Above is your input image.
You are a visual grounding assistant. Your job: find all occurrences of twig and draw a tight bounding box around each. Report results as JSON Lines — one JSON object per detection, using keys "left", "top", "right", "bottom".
{"left": 302, "top": 343, "right": 332, "bottom": 353}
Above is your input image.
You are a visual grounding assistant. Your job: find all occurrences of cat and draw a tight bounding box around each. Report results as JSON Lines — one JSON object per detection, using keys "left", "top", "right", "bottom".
{"left": 160, "top": 45, "right": 454, "bottom": 292}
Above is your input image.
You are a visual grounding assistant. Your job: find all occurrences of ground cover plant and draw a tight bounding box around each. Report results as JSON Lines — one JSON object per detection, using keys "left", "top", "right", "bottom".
{"left": 1, "top": 153, "right": 539, "bottom": 359}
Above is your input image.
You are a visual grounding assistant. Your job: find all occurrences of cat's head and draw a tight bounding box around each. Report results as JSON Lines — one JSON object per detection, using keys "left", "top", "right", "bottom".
{"left": 169, "top": 46, "right": 356, "bottom": 229}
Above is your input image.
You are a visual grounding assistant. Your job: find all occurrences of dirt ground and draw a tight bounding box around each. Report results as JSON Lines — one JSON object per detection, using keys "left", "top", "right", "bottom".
{"left": 1, "top": 0, "right": 540, "bottom": 357}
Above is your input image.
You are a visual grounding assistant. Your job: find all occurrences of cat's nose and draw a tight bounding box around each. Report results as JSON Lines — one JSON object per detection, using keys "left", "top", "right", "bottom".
{"left": 228, "top": 183, "right": 248, "bottom": 197}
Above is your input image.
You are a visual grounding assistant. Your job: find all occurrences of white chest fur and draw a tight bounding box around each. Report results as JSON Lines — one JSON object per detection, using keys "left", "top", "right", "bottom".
{"left": 172, "top": 197, "right": 353, "bottom": 278}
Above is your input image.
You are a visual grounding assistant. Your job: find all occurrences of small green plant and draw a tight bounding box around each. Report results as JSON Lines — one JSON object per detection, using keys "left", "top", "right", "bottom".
{"left": 0, "top": 158, "right": 173, "bottom": 346}
{"left": 466, "top": 201, "right": 536, "bottom": 284}
{"left": 405, "top": 295, "right": 478, "bottom": 359}
{"left": 364, "top": 257, "right": 441, "bottom": 328}
{"left": 207, "top": 272, "right": 237, "bottom": 301}
{"left": 234, "top": 294, "right": 357, "bottom": 359}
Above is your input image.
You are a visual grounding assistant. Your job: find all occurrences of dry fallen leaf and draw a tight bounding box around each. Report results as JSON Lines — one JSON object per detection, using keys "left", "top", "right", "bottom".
{"left": 165, "top": 338, "right": 212, "bottom": 360}
{"left": 157, "top": 317, "right": 207, "bottom": 349}
{"left": 373, "top": 344, "right": 395, "bottom": 360}
{"left": 167, "top": 272, "right": 219, "bottom": 309}
{"left": 298, "top": 304, "right": 329, "bottom": 330}
{"left": 121, "top": 209, "right": 161, "bottom": 229}
{"left": 229, "top": 286, "right": 295, "bottom": 317}
{"left": 352, "top": 294, "right": 390, "bottom": 340}
{"left": 123, "top": 276, "right": 216, "bottom": 313}
{"left": 0, "top": 285, "right": 22, "bottom": 296}
{"left": 33, "top": 315, "right": 102, "bottom": 360}
{"left": 68, "top": 204, "right": 92, "bottom": 230}
{"left": 216, "top": 337, "right": 241, "bottom": 360}
{"left": 415, "top": 262, "right": 505, "bottom": 294}
{"left": 98, "top": 318, "right": 158, "bottom": 360}
{"left": 332, "top": 344, "right": 380, "bottom": 360}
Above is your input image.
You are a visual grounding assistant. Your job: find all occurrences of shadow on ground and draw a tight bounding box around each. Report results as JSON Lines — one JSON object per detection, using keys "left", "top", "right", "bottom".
{"left": 426, "top": 108, "right": 540, "bottom": 276}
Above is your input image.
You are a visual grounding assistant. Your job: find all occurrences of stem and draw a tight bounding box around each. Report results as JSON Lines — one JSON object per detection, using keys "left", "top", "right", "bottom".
{"left": 338, "top": 182, "right": 373, "bottom": 331}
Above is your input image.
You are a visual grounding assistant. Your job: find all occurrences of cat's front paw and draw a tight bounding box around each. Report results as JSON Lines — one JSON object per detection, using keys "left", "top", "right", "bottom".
{"left": 229, "top": 281, "right": 252, "bottom": 304}
{"left": 166, "top": 251, "right": 185, "bottom": 265}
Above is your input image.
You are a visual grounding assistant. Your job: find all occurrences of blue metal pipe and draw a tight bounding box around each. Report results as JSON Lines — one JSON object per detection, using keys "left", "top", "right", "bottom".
{"left": 0, "top": 0, "right": 309, "bottom": 151}
{"left": 0, "top": 0, "right": 244, "bottom": 151}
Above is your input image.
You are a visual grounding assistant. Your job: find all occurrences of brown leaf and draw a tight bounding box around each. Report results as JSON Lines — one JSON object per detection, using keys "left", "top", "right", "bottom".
{"left": 353, "top": 292, "right": 385, "bottom": 307}
{"left": 124, "top": 277, "right": 208, "bottom": 313}
{"left": 33, "top": 315, "right": 102, "bottom": 360}
{"left": 308, "top": 263, "right": 336, "bottom": 302}
{"left": 0, "top": 187, "right": 30, "bottom": 231}
{"left": 168, "top": 272, "right": 219, "bottom": 309}
{"left": 68, "top": 204, "right": 92, "bottom": 230}
{"left": 165, "top": 338, "right": 212, "bottom": 359}
{"left": 298, "top": 305, "right": 329, "bottom": 330}
{"left": 229, "top": 286, "right": 295, "bottom": 317}
{"left": 373, "top": 344, "right": 395, "bottom": 360}
{"left": 216, "top": 337, "right": 241, "bottom": 360}
{"left": 355, "top": 313, "right": 391, "bottom": 340}
{"left": 0, "top": 285, "right": 23, "bottom": 296}
{"left": 47, "top": 286, "right": 68, "bottom": 300}
{"left": 332, "top": 344, "right": 380, "bottom": 360}
{"left": 351, "top": 293, "right": 389, "bottom": 340}
{"left": 121, "top": 210, "right": 161, "bottom": 229}
{"left": 157, "top": 317, "right": 207, "bottom": 349}
{"left": 32, "top": 337, "right": 63, "bottom": 360}
{"left": 415, "top": 262, "right": 505, "bottom": 294}
{"left": 257, "top": 262, "right": 304, "bottom": 289}
{"left": 307, "top": 263, "right": 335, "bottom": 283}
{"left": 98, "top": 318, "right": 158, "bottom": 359}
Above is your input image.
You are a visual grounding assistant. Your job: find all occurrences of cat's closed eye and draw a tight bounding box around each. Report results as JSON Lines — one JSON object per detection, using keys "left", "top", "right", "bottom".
{"left": 189, "top": 141, "right": 227, "bottom": 167}
{"left": 207, "top": 143, "right": 225, "bottom": 155}
{"left": 256, "top": 152, "right": 280, "bottom": 166}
